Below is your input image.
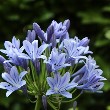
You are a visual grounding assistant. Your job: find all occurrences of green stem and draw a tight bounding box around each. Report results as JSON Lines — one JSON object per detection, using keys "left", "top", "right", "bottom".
{"left": 34, "top": 96, "right": 41, "bottom": 110}
{"left": 47, "top": 99, "right": 58, "bottom": 110}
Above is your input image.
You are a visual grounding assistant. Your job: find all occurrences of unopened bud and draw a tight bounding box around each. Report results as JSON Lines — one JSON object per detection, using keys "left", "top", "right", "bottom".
{"left": 42, "top": 95, "right": 47, "bottom": 110}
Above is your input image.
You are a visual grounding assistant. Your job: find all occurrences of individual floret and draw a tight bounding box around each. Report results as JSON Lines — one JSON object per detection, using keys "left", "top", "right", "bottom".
{"left": 46, "top": 72, "right": 77, "bottom": 98}
{"left": 0, "top": 66, "right": 27, "bottom": 97}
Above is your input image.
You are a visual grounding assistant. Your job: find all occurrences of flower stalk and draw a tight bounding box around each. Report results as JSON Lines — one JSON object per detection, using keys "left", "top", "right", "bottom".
{"left": 35, "top": 96, "right": 41, "bottom": 110}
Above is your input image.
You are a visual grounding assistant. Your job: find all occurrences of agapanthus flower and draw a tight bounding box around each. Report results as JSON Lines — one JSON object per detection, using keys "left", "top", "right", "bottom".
{"left": 46, "top": 72, "right": 77, "bottom": 98}
{"left": 42, "top": 95, "right": 47, "bottom": 110}
{"left": 1, "top": 36, "right": 22, "bottom": 53}
{"left": 33, "top": 20, "right": 70, "bottom": 45}
{"left": 0, "top": 37, "right": 28, "bottom": 69}
{"left": 19, "top": 40, "right": 48, "bottom": 61}
{"left": 71, "top": 56, "right": 106, "bottom": 93}
{"left": 50, "top": 19, "right": 70, "bottom": 40}
{"left": 0, "top": 66, "right": 27, "bottom": 97}
{"left": 0, "top": 19, "right": 106, "bottom": 110}
{"left": 59, "top": 37, "right": 92, "bottom": 64}
{"left": 44, "top": 47, "right": 70, "bottom": 72}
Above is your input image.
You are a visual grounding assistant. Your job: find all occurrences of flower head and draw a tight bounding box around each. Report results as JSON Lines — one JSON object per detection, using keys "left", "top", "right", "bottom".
{"left": 0, "top": 19, "right": 106, "bottom": 107}
{"left": 46, "top": 72, "right": 77, "bottom": 98}
{"left": 0, "top": 66, "right": 27, "bottom": 97}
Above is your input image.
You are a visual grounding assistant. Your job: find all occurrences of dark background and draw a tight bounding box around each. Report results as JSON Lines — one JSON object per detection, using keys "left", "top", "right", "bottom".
{"left": 0, "top": 0, "right": 110, "bottom": 110}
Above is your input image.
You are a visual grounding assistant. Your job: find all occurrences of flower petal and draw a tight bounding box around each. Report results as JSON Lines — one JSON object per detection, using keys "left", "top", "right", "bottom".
{"left": 60, "top": 91, "right": 72, "bottom": 98}
{"left": 0, "top": 82, "right": 11, "bottom": 89}
{"left": 19, "top": 80, "right": 26, "bottom": 87}
{"left": 4, "top": 41, "right": 12, "bottom": 50}
{"left": 12, "top": 36, "right": 20, "bottom": 50}
{"left": 47, "top": 77, "right": 55, "bottom": 88}
{"left": 2, "top": 72, "right": 16, "bottom": 86}
{"left": 33, "top": 23, "right": 46, "bottom": 42}
{"left": 6, "top": 90, "right": 14, "bottom": 97}
{"left": 37, "top": 44, "right": 48, "bottom": 56}
{"left": 46, "top": 89, "right": 55, "bottom": 95}
{"left": 57, "top": 53, "right": 65, "bottom": 65}
{"left": 32, "top": 40, "right": 38, "bottom": 60}
{"left": 23, "top": 40, "right": 32, "bottom": 57}
{"left": 19, "top": 71, "right": 27, "bottom": 82}
{"left": 65, "top": 82, "right": 78, "bottom": 90}
{"left": 10, "top": 66, "right": 19, "bottom": 83}
{"left": 60, "top": 72, "right": 70, "bottom": 87}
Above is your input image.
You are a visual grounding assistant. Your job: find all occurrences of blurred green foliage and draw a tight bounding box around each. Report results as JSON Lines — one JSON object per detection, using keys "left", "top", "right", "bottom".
{"left": 0, "top": 0, "right": 110, "bottom": 110}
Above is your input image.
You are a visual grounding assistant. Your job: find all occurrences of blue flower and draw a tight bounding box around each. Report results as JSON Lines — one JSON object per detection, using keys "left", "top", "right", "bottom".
{"left": 0, "top": 66, "right": 27, "bottom": 97}
{"left": 0, "top": 37, "right": 28, "bottom": 69}
{"left": 46, "top": 72, "right": 77, "bottom": 98}
{"left": 19, "top": 40, "right": 48, "bottom": 61}
{"left": 71, "top": 56, "right": 106, "bottom": 93}
{"left": 50, "top": 19, "right": 70, "bottom": 39}
{"left": 44, "top": 48, "right": 70, "bottom": 72}
{"left": 33, "top": 20, "right": 70, "bottom": 45}
{"left": 0, "top": 36, "right": 22, "bottom": 54}
{"left": 59, "top": 37, "right": 92, "bottom": 64}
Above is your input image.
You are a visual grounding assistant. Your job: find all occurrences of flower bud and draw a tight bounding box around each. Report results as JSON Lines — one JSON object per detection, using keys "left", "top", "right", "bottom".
{"left": 42, "top": 95, "right": 47, "bottom": 110}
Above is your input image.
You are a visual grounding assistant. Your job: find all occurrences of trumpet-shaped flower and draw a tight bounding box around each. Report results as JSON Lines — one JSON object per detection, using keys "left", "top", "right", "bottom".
{"left": 44, "top": 48, "right": 70, "bottom": 72}
{"left": 46, "top": 72, "right": 77, "bottom": 98}
{"left": 19, "top": 40, "right": 48, "bottom": 61}
{"left": 59, "top": 38, "right": 92, "bottom": 64}
{"left": 33, "top": 20, "right": 70, "bottom": 45}
{"left": 50, "top": 19, "right": 70, "bottom": 39}
{"left": 0, "top": 37, "right": 28, "bottom": 69}
{"left": 0, "top": 37, "right": 22, "bottom": 54}
{"left": 0, "top": 66, "right": 27, "bottom": 97}
{"left": 71, "top": 56, "right": 106, "bottom": 93}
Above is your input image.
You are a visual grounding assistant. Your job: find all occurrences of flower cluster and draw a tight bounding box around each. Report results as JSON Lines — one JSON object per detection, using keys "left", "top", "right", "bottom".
{"left": 0, "top": 20, "right": 106, "bottom": 110}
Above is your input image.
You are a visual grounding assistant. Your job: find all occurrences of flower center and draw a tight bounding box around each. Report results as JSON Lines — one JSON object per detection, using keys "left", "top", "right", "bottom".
{"left": 54, "top": 87, "right": 59, "bottom": 92}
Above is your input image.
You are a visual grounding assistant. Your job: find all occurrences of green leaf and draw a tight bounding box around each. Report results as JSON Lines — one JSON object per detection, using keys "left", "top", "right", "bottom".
{"left": 7, "top": 14, "right": 20, "bottom": 20}
{"left": 105, "top": 30, "right": 110, "bottom": 40}
{"left": 39, "top": 11, "right": 54, "bottom": 22}
{"left": 95, "top": 39, "right": 110, "bottom": 47}
{"left": 77, "top": 11, "right": 110, "bottom": 24}
{"left": 103, "top": 6, "right": 110, "bottom": 12}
